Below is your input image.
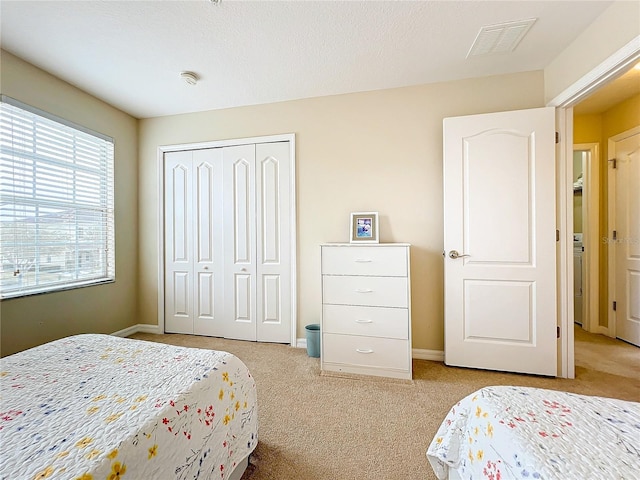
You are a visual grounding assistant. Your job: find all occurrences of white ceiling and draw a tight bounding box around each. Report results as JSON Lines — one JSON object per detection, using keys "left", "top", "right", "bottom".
{"left": 0, "top": 0, "right": 621, "bottom": 119}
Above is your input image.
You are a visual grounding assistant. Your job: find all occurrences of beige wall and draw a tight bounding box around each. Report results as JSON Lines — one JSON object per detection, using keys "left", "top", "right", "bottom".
{"left": 0, "top": 51, "right": 139, "bottom": 356}
{"left": 139, "top": 71, "right": 545, "bottom": 351}
{"left": 574, "top": 92, "right": 640, "bottom": 328}
{"left": 545, "top": 1, "right": 640, "bottom": 103}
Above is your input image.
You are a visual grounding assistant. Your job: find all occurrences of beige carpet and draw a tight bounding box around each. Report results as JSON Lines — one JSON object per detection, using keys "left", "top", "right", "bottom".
{"left": 129, "top": 327, "right": 639, "bottom": 480}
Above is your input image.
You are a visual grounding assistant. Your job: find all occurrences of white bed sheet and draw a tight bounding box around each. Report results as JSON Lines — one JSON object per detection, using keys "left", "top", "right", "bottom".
{"left": 0, "top": 334, "right": 258, "bottom": 480}
{"left": 427, "top": 386, "right": 640, "bottom": 480}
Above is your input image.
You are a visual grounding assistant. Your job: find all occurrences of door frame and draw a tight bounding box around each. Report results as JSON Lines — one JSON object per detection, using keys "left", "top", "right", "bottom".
{"left": 156, "top": 133, "right": 297, "bottom": 346}
{"left": 573, "top": 142, "right": 600, "bottom": 335}
{"left": 548, "top": 35, "right": 639, "bottom": 378}
{"left": 607, "top": 126, "right": 640, "bottom": 340}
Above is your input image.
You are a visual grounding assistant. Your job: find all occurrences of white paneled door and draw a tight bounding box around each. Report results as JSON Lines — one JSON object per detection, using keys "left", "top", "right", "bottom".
{"left": 223, "top": 144, "right": 257, "bottom": 341}
{"left": 165, "top": 141, "right": 292, "bottom": 343}
{"left": 165, "top": 149, "right": 224, "bottom": 336}
{"left": 610, "top": 129, "right": 640, "bottom": 347}
{"left": 255, "top": 142, "right": 292, "bottom": 343}
{"left": 443, "top": 107, "right": 557, "bottom": 376}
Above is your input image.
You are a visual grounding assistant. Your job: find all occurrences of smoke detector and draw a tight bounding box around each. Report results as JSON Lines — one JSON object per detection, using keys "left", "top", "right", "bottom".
{"left": 467, "top": 18, "right": 537, "bottom": 58}
{"left": 180, "top": 71, "right": 199, "bottom": 86}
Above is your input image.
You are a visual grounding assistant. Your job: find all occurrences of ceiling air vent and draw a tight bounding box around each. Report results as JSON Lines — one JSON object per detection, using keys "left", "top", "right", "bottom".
{"left": 467, "top": 18, "right": 537, "bottom": 58}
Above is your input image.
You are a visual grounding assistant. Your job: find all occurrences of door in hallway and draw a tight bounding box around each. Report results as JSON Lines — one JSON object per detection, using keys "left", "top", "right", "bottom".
{"left": 610, "top": 128, "right": 640, "bottom": 347}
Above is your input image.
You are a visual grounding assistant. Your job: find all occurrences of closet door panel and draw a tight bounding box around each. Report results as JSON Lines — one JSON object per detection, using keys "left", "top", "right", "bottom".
{"left": 172, "top": 272, "right": 190, "bottom": 316}
{"left": 165, "top": 151, "right": 194, "bottom": 334}
{"left": 234, "top": 273, "right": 253, "bottom": 321}
{"left": 256, "top": 142, "right": 291, "bottom": 343}
{"left": 193, "top": 149, "right": 225, "bottom": 336}
{"left": 196, "top": 272, "right": 215, "bottom": 318}
{"left": 261, "top": 156, "right": 280, "bottom": 263}
{"left": 262, "top": 274, "right": 281, "bottom": 321}
{"left": 234, "top": 159, "right": 252, "bottom": 262}
{"left": 224, "top": 144, "right": 257, "bottom": 341}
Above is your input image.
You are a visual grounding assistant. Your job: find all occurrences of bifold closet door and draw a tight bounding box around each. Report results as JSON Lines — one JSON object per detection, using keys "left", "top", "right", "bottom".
{"left": 223, "top": 142, "right": 292, "bottom": 343}
{"left": 256, "top": 142, "right": 291, "bottom": 343}
{"left": 164, "top": 149, "right": 224, "bottom": 335}
{"left": 223, "top": 145, "right": 257, "bottom": 341}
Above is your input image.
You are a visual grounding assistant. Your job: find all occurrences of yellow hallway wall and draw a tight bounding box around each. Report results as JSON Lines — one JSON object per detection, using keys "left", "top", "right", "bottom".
{"left": 138, "top": 71, "right": 545, "bottom": 351}
{"left": 574, "top": 93, "right": 640, "bottom": 330}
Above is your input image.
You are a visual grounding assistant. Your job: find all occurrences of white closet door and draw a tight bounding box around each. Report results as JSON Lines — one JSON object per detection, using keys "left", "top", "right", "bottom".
{"left": 165, "top": 149, "right": 224, "bottom": 335}
{"left": 224, "top": 144, "right": 258, "bottom": 341}
{"left": 165, "top": 151, "right": 195, "bottom": 334}
{"left": 192, "top": 149, "right": 225, "bottom": 336}
{"left": 256, "top": 142, "right": 291, "bottom": 343}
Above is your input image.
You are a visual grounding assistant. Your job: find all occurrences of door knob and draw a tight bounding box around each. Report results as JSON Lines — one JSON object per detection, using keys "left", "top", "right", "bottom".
{"left": 449, "top": 250, "right": 470, "bottom": 259}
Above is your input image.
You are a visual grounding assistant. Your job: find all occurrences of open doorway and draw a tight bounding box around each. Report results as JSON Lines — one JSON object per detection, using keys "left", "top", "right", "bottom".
{"left": 571, "top": 62, "right": 640, "bottom": 377}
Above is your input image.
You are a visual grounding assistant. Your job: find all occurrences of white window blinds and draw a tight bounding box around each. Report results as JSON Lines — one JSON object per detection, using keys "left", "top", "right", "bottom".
{"left": 0, "top": 96, "right": 115, "bottom": 299}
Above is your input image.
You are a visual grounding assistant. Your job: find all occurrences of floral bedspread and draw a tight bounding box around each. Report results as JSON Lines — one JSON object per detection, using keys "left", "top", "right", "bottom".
{"left": 0, "top": 334, "right": 258, "bottom": 480}
{"left": 426, "top": 386, "right": 640, "bottom": 480}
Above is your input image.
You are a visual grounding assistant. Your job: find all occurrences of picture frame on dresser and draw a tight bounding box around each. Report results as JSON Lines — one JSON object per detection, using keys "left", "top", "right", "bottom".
{"left": 350, "top": 212, "right": 379, "bottom": 243}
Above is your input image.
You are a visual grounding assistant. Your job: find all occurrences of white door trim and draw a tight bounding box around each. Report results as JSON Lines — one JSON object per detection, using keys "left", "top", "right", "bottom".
{"left": 607, "top": 126, "right": 640, "bottom": 340}
{"left": 555, "top": 107, "right": 575, "bottom": 379}
{"left": 548, "top": 36, "right": 640, "bottom": 107}
{"left": 573, "top": 142, "right": 601, "bottom": 335}
{"left": 157, "top": 134, "right": 297, "bottom": 346}
{"left": 548, "top": 34, "right": 640, "bottom": 378}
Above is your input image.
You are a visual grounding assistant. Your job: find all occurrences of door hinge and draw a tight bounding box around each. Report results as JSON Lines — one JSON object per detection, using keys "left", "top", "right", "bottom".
{"left": 613, "top": 230, "right": 617, "bottom": 240}
{"left": 556, "top": 229, "right": 560, "bottom": 242}
{"left": 609, "top": 158, "right": 617, "bottom": 169}
{"left": 557, "top": 326, "right": 560, "bottom": 338}
{"left": 613, "top": 301, "right": 617, "bottom": 311}
{"left": 555, "top": 132, "right": 559, "bottom": 144}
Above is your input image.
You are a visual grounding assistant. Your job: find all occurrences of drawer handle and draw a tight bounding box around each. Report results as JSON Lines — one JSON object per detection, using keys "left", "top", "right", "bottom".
{"left": 355, "top": 288, "right": 373, "bottom": 293}
{"left": 354, "top": 258, "right": 372, "bottom": 263}
{"left": 356, "top": 348, "right": 374, "bottom": 354}
{"left": 355, "top": 319, "right": 373, "bottom": 324}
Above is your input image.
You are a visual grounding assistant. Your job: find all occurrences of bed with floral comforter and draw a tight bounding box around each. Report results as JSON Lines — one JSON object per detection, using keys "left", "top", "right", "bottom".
{"left": 427, "top": 386, "right": 640, "bottom": 480}
{"left": 0, "top": 334, "right": 258, "bottom": 480}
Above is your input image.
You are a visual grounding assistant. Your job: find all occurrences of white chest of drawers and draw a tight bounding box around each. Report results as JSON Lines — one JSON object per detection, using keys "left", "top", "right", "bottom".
{"left": 320, "top": 243, "right": 412, "bottom": 380}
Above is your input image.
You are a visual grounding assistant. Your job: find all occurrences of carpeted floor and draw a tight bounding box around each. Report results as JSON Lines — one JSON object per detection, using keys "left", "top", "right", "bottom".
{"left": 129, "top": 326, "right": 639, "bottom": 480}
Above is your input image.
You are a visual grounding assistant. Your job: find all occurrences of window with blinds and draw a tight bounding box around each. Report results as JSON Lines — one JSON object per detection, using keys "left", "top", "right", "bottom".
{"left": 0, "top": 96, "right": 115, "bottom": 299}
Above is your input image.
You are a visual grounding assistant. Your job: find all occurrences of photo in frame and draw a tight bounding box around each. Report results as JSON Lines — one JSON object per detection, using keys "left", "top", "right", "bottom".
{"left": 350, "top": 212, "right": 379, "bottom": 243}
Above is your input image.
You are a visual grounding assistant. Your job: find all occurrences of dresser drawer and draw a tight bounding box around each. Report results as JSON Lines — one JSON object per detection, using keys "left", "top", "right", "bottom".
{"left": 323, "top": 275, "right": 408, "bottom": 307}
{"left": 322, "top": 333, "right": 410, "bottom": 371}
{"left": 321, "top": 245, "right": 407, "bottom": 276}
{"left": 323, "top": 304, "right": 408, "bottom": 339}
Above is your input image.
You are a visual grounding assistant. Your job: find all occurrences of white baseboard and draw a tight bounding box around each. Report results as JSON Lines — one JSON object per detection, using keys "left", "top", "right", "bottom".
{"left": 412, "top": 348, "right": 444, "bottom": 362}
{"left": 296, "top": 338, "right": 307, "bottom": 349}
{"left": 137, "top": 323, "right": 162, "bottom": 334}
{"left": 112, "top": 323, "right": 162, "bottom": 337}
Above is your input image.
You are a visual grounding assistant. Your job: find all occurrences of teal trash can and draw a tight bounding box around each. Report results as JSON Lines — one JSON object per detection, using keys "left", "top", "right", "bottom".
{"left": 305, "top": 324, "right": 320, "bottom": 358}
